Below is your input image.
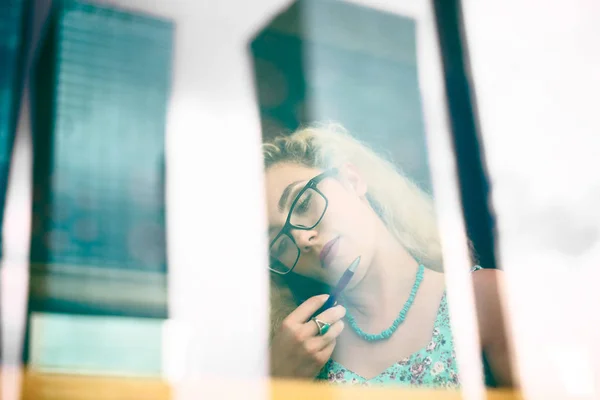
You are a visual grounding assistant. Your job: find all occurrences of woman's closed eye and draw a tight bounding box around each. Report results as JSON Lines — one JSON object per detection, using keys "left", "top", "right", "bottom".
{"left": 295, "top": 192, "right": 313, "bottom": 214}
{"left": 274, "top": 238, "right": 289, "bottom": 258}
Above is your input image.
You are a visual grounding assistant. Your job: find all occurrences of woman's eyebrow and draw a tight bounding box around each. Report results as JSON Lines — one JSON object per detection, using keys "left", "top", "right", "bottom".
{"left": 278, "top": 180, "right": 304, "bottom": 212}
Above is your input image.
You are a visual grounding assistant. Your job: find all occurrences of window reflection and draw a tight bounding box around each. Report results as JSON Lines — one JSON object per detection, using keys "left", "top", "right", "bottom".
{"left": 251, "top": 0, "right": 514, "bottom": 389}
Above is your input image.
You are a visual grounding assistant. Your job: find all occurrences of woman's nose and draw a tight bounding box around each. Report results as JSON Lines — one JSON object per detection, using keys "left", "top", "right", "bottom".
{"left": 290, "top": 228, "right": 317, "bottom": 252}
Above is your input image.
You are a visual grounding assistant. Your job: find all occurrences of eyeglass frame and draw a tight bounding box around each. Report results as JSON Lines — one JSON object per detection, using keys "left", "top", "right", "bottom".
{"left": 268, "top": 168, "right": 338, "bottom": 275}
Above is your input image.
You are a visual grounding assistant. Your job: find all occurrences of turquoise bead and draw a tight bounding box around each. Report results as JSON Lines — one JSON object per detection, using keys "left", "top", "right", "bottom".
{"left": 344, "top": 264, "right": 425, "bottom": 342}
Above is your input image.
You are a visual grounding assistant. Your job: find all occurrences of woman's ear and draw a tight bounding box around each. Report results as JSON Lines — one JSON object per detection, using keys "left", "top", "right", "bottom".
{"left": 339, "top": 162, "right": 367, "bottom": 197}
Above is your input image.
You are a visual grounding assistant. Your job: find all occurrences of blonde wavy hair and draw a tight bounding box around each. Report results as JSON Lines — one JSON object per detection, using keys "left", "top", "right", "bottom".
{"left": 263, "top": 123, "right": 443, "bottom": 339}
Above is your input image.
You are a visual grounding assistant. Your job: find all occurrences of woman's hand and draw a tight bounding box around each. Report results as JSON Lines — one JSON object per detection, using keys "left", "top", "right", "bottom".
{"left": 270, "top": 294, "right": 346, "bottom": 379}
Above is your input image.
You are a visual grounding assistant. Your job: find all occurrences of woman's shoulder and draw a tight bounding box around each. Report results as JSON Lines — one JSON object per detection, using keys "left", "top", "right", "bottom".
{"left": 471, "top": 267, "right": 503, "bottom": 294}
{"left": 425, "top": 265, "right": 503, "bottom": 315}
{"left": 471, "top": 265, "right": 483, "bottom": 273}
{"left": 470, "top": 267, "right": 506, "bottom": 344}
{"left": 471, "top": 267, "right": 504, "bottom": 313}
{"left": 469, "top": 267, "right": 515, "bottom": 386}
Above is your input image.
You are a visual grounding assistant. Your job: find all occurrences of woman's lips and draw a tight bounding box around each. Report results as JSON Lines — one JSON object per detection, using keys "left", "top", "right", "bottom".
{"left": 319, "top": 237, "right": 340, "bottom": 268}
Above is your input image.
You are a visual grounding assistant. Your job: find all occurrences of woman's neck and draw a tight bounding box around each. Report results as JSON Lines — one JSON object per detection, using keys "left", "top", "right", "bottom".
{"left": 342, "top": 227, "right": 421, "bottom": 332}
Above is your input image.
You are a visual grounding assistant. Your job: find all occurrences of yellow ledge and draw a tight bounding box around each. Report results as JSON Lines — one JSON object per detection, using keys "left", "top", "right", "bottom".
{"left": 20, "top": 370, "right": 171, "bottom": 400}
{"left": 271, "top": 380, "right": 521, "bottom": 400}
{"left": 7, "top": 369, "right": 522, "bottom": 400}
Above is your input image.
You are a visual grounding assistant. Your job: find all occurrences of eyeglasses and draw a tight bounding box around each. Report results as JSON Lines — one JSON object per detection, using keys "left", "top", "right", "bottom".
{"left": 268, "top": 169, "right": 338, "bottom": 275}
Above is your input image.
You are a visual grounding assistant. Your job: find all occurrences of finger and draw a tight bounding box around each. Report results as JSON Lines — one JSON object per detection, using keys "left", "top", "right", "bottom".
{"left": 315, "top": 339, "right": 337, "bottom": 365}
{"left": 301, "top": 304, "right": 346, "bottom": 336}
{"left": 287, "top": 294, "right": 329, "bottom": 323}
{"left": 315, "top": 303, "right": 347, "bottom": 323}
{"left": 304, "top": 320, "right": 344, "bottom": 352}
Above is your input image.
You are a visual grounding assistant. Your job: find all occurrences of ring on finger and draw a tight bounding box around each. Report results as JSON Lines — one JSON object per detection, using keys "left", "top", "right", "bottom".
{"left": 312, "top": 318, "right": 331, "bottom": 336}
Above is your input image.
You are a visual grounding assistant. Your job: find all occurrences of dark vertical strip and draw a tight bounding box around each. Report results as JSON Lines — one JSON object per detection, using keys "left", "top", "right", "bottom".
{"left": 22, "top": 0, "right": 59, "bottom": 365}
{"left": 432, "top": 0, "right": 506, "bottom": 387}
{"left": 0, "top": 0, "right": 33, "bottom": 253}
{"left": 431, "top": 0, "right": 497, "bottom": 270}
{"left": 0, "top": 0, "right": 34, "bottom": 362}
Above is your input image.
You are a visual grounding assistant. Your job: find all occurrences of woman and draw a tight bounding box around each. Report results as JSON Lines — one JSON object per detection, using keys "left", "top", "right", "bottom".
{"left": 264, "top": 124, "right": 513, "bottom": 387}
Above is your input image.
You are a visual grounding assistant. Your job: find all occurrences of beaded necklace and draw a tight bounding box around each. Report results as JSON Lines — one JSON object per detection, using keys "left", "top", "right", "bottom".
{"left": 344, "top": 264, "right": 425, "bottom": 342}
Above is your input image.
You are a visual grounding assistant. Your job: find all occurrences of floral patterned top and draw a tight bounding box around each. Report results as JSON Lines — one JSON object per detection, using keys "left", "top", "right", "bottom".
{"left": 316, "top": 266, "right": 483, "bottom": 388}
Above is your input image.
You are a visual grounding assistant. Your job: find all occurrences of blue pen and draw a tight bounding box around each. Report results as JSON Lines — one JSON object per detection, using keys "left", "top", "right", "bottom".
{"left": 311, "top": 256, "right": 361, "bottom": 319}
